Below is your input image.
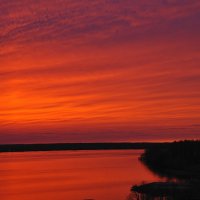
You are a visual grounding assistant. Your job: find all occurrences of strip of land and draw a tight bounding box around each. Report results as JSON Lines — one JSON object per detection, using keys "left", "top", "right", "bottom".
{"left": 131, "top": 141, "right": 200, "bottom": 200}
{"left": 0, "top": 142, "right": 165, "bottom": 153}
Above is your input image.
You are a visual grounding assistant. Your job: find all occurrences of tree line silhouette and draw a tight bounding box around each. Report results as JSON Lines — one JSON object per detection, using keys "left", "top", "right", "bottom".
{"left": 140, "top": 140, "right": 200, "bottom": 179}
{"left": 131, "top": 140, "right": 200, "bottom": 200}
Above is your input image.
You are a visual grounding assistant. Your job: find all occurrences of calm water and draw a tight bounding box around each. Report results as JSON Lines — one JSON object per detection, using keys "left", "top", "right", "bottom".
{"left": 0, "top": 150, "right": 161, "bottom": 200}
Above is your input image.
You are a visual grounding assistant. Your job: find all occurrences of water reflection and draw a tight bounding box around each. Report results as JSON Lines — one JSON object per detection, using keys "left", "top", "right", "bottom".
{"left": 0, "top": 150, "right": 159, "bottom": 200}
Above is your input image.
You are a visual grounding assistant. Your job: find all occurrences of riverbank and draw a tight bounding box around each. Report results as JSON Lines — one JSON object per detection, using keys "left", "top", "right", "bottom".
{"left": 140, "top": 140, "right": 200, "bottom": 179}
{"left": 132, "top": 181, "right": 200, "bottom": 200}
{"left": 131, "top": 140, "right": 200, "bottom": 200}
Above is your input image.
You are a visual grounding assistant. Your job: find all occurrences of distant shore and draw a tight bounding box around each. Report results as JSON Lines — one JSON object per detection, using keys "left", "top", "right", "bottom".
{"left": 0, "top": 142, "right": 165, "bottom": 153}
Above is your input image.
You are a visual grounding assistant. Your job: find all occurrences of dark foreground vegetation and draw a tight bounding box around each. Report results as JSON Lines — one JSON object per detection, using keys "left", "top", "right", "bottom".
{"left": 141, "top": 140, "right": 200, "bottom": 179}
{"left": 131, "top": 182, "right": 200, "bottom": 200}
{"left": 131, "top": 140, "right": 200, "bottom": 200}
{"left": 0, "top": 142, "right": 163, "bottom": 153}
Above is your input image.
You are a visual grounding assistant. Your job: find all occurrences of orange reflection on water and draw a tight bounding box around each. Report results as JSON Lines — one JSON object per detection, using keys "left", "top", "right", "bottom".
{"left": 0, "top": 150, "right": 160, "bottom": 200}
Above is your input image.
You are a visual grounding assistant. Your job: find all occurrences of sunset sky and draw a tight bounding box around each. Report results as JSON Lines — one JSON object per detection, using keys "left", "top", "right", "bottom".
{"left": 0, "top": 0, "right": 200, "bottom": 143}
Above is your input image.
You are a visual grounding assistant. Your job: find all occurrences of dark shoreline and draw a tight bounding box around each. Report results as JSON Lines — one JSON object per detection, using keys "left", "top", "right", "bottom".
{"left": 0, "top": 142, "right": 166, "bottom": 153}
{"left": 131, "top": 140, "right": 200, "bottom": 200}
{"left": 140, "top": 140, "right": 200, "bottom": 179}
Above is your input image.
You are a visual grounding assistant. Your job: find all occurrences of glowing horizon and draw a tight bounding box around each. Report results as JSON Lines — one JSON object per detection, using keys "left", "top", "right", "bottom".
{"left": 1, "top": 0, "right": 200, "bottom": 143}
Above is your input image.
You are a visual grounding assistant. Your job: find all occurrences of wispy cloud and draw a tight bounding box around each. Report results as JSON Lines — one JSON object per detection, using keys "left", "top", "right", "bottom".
{"left": 0, "top": 0, "right": 200, "bottom": 143}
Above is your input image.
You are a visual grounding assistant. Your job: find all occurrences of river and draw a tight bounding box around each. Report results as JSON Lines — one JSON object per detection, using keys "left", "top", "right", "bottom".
{"left": 0, "top": 150, "right": 161, "bottom": 200}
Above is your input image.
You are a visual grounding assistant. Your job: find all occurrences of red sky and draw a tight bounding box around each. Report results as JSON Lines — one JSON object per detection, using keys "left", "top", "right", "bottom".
{"left": 0, "top": 0, "right": 200, "bottom": 143}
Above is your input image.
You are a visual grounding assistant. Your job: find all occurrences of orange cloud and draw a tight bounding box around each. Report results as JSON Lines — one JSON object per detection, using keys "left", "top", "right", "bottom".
{"left": 0, "top": 0, "right": 200, "bottom": 143}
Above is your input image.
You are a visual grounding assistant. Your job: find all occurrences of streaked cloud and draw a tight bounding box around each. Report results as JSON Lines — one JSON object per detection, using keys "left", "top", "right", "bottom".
{"left": 0, "top": 0, "right": 200, "bottom": 143}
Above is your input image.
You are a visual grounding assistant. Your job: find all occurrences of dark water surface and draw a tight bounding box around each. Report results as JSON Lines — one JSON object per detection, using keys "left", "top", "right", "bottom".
{"left": 0, "top": 150, "right": 161, "bottom": 200}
